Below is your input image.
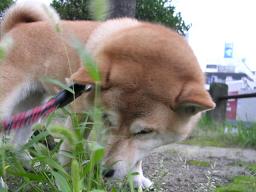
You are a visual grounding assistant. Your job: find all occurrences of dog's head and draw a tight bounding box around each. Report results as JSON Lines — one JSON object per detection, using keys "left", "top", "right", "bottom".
{"left": 71, "top": 19, "right": 215, "bottom": 179}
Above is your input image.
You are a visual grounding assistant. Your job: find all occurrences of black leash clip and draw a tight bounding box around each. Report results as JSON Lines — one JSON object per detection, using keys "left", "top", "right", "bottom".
{"left": 54, "top": 84, "right": 93, "bottom": 108}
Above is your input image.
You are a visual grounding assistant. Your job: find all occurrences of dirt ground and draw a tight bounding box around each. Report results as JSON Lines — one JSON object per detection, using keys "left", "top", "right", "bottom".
{"left": 143, "top": 144, "right": 256, "bottom": 192}
{"left": 3, "top": 144, "right": 256, "bottom": 191}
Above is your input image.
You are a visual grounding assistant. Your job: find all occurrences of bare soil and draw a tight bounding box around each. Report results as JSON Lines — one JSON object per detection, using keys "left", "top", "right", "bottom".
{"left": 3, "top": 144, "right": 256, "bottom": 191}
{"left": 143, "top": 144, "right": 256, "bottom": 192}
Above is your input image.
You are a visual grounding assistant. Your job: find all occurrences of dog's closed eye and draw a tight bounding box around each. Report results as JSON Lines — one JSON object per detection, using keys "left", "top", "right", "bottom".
{"left": 130, "top": 121, "right": 155, "bottom": 136}
{"left": 133, "top": 129, "right": 154, "bottom": 136}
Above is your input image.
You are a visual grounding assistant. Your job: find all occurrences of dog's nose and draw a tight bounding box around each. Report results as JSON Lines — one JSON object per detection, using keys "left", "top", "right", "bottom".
{"left": 103, "top": 169, "right": 115, "bottom": 178}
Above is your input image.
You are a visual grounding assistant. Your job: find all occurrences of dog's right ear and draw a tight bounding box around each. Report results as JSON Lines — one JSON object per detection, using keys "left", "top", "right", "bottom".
{"left": 174, "top": 84, "right": 215, "bottom": 115}
{"left": 70, "top": 67, "right": 94, "bottom": 85}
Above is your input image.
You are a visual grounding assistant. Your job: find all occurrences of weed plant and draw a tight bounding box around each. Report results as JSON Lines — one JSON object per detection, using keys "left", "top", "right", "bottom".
{"left": 0, "top": 1, "right": 142, "bottom": 191}
{"left": 0, "top": 109, "right": 139, "bottom": 191}
{"left": 185, "top": 114, "right": 256, "bottom": 148}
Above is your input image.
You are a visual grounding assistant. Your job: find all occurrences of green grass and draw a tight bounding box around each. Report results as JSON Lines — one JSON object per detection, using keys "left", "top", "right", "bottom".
{"left": 227, "top": 161, "right": 256, "bottom": 177}
{"left": 231, "top": 161, "right": 256, "bottom": 176}
{"left": 0, "top": 106, "right": 140, "bottom": 191}
{"left": 215, "top": 176, "right": 256, "bottom": 192}
{"left": 187, "top": 160, "right": 210, "bottom": 167}
{"left": 183, "top": 115, "right": 256, "bottom": 148}
{"left": 247, "top": 164, "right": 256, "bottom": 176}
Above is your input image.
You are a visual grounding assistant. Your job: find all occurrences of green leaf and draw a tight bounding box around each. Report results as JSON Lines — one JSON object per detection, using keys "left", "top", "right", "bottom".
{"left": 71, "top": 159, "right": 81, "bottom": 192}
{"left": 92, "top": 147, "right": 105, "bottom": 164}
{"left": 89, "top": 0, "right": 108, "bottom": 21}
{"left": 52, "top": 171, "right": 72, "bottom": 192}
{"left": 32, "top": 143, "right": 49, "bottom": 156}
{"left": 6, "top": 169, "right": 46, "bottom": 181}
{"left": 38, "top": 157, "right": 69, "bottom": 177}
{"left": 81, "top": 52, "right": 101, "bottom": 82}
{"left": 90, "top": 143, "right": 105, "bottom": 163}
{"left": 0, "top": 48, "right": 5, "bottom": 60}
{"left": 48, "top": 125, "right": 77, "bottom": 146}
{"left": 22, "top": 131, "right": 49, "bottom": 150}
{"left": 70, "top": 38, "right": 101, "bottom": 82}
{"left": 0, "top": 36, "right": 13, "bottom": 61}
{"left": 43, "top": 78, "right": 74, "bottom": 94}
{"left": 127, "top": 172, "right": 137, "bottom": 192}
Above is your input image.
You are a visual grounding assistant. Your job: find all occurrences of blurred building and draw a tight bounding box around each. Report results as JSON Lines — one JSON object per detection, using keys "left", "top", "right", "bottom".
{"left": 205, "top": 64, "right": 256, "bottom": 91}
{"left": 205, "top": 63, "right": 256, "bottom": 122}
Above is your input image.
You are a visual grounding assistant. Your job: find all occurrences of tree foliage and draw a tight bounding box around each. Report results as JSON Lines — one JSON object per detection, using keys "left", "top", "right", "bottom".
{"left": 51, "top": 0, "right": 91, "bottom": 20}
{"left": 51, "top": 0, "right": 190, "bottom": 35}
{"left": 136, "top": 0, "right": 190, "bottom": 35}
{"left": 0, "top": 0, "right": 13, "bottom": 18}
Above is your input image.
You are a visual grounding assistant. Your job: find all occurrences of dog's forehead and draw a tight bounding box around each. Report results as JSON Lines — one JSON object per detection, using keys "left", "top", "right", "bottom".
{"left": 108, "top": 88, "right": 153, "bottom": 111}
{"left": 107, "top": 64, "right": 184, "bottom": 107}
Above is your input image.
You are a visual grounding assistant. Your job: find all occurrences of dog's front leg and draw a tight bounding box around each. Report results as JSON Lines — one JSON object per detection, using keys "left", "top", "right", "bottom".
{"left": 132, "top": 160, "right": 153, "bottom": 189}
{"left": 58, "top": 116, "right": 73, "bottom": 167}
{"left": 11, "top": 125, "right": 34, "bottom": 170}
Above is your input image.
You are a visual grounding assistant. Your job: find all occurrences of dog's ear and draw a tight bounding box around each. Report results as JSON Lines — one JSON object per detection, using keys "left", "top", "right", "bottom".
{"left": 70, "top": 67, "right": 94, "bottom": 84}
{"left": 174, "top": 84, "right": 215, "bottom": 115}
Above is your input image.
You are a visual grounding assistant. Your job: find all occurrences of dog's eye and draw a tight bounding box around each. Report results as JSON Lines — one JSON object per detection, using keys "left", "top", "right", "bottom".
{"left": 134, "top": 129, "right": 154, "bottom": 135}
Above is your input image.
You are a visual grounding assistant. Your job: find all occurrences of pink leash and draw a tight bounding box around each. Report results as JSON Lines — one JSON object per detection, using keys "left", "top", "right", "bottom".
{"left": 0, "top": 84, "right": 92, "bottom": 132}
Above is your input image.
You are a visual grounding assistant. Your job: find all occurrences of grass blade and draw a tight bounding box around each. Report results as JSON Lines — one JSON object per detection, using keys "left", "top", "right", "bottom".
{"left": 52, "top": 171, "right": 72, "bottom": 192}
{"left": 71, "top": 159, "right": 81, "bottom": 192}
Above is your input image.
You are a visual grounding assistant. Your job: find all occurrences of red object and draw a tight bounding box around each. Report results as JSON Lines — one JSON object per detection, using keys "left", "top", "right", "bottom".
{"left": 2, "top": 99, "right": 57, "bottom": 131}
{"left": 0, "top": 84, "right": 90, "bottom": 132}
{"left": 226, "top": 91, "right": 238, "bottom": 120}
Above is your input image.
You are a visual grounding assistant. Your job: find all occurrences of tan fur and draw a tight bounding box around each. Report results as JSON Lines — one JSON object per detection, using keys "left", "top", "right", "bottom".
{"left": 0, "top": 1, "right": 215, "bottom": 187}
{"left": 1, "top": 1, "right": 60, "bottom": 36}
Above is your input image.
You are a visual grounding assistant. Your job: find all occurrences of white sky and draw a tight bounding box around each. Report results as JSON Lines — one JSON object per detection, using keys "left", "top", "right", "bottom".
{"left": 172, "top": 0, "right": 256, "bottom": 71}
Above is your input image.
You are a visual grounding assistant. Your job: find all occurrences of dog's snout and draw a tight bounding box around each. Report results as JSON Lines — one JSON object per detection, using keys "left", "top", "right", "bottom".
{"left": 103, "top": 169, "right": 115, "bottom": 178}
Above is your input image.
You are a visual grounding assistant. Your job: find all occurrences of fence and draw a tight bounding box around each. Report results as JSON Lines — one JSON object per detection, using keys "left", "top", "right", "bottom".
{"left": 207, "top": 83, "right": 256, "bottom": 123}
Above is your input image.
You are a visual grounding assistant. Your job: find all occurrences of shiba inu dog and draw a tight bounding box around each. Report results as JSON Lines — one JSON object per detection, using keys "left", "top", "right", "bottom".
{"left": 0, "top": 1, "right": 215, "bottom": 188}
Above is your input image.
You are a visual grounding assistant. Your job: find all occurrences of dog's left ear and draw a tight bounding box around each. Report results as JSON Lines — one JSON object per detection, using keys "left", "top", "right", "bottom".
{"left": 174, "top": 84, "right": 215, "bottom": 115}
{"left": 70, "top": 67, "right": 94, "bottom": 84}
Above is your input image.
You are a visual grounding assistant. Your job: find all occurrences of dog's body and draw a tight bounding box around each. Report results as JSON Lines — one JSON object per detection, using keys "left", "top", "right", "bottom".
{"left": 0, "top": 2, "right": 215, "bottom": 188}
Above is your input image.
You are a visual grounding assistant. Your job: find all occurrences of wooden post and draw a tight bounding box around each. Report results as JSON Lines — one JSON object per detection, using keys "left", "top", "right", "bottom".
{"left": 207, "top": 83, "right": 228, "bottom": 123}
